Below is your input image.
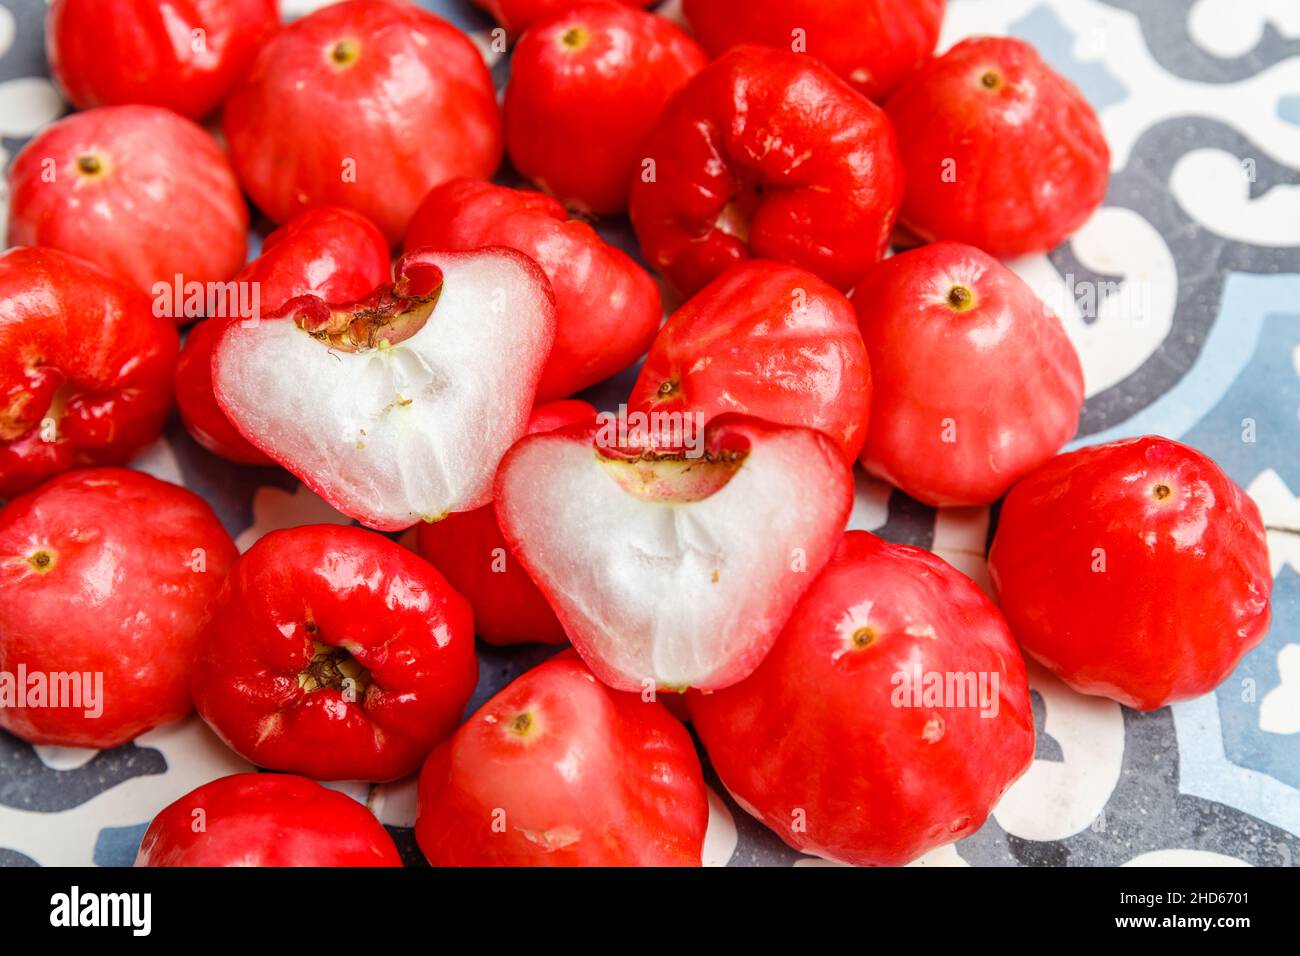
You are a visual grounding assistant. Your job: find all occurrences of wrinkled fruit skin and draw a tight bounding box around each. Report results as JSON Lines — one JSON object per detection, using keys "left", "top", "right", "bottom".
{"left": 0, "top": 468, "right": 237, "bottom": 748}
{"left": 7, "top": 105, "right": 248, "bottom": 299}
{"left": 629, "top": 45, "right": 904, "bottom": 297}
{"left": 0, "top": 248, "right": 178, "bottom": 499}
{"left": 989, "top": 436, "right": 1273, "bottom": 711}
{"left": 473, "top": 0, "right": 653, "bottom": 33}
{"left": 224, "top": 0, "right": 502, "bottom": 244}
{"left": 417, "top": 400, "right": 594, "bottom": 647}
{"left": 852, "top": 241, "right": 1083, "bottom": 506}
{"left": 505, "top": 2, "right": 707, "bottom": 215}
{"left": 495, "top": 414, "right": 856, "bottom": 691}
{"left": 406, "top": 179, "right": 660, "bottom": 400}
{"left": 691, "top": 531, "right": 1035, "bottom": 866}
{"left": 416, "top": 651, "right": 708, "bottom": 866}
{"left": 176, "top": 207, "right": 392, "bottom": 465}
{"left": 47, "top": 0, "right": 280, "bottom": 119}
{"left": 192, "top": 524, "right": 478, "bottom": 781}
{"left": 135, "top": 773, "right": 402, "bottom": 867}
{"left": 683, "top": 0, "right": 944, "bottom": 102}
{"left": 213, "top": 247, "right": 556, "bottom": 531}
{"left": 886, "top": 36, "right": 1109, "bottom": 258}
{"left": 630, "top": 259, "right": 872, "bottom": 463}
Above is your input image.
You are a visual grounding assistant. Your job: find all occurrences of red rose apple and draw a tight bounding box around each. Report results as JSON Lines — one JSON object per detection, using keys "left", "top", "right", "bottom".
{"left": 417, "top": 400, "right": 594, "bottom": 647}
{"left": 852, "top": 241, "right": 1083, "bottom": 506}
{"left": 136, "top": 773, "right": 402, "bottom": 867}
{"left": 683, "top": 0, "right": 944, "bottom": 101}
{"left": 691, "top": 531, "right": 1035, "bottom": 866}
{"left": 495, "top": 415, "right": 854, "bottom": 691}
{"left": 885, "top": 36, "right": 1110, "bottom": 257}
{"left": 193, "top": 524, "right": 477, "bottom": 781}
{"left": 989, "top": 436, "right": 1273, "bottom": 711}
{"left": 504, "top": 1, "right": 707, "bottom": 215}
{"left": 473, "top": 0, "right": 653, "bottom": 33}
{"left": 0, "top": 247, "right": 178, "bottom": 499}
{"left": 629, "top": 45, "right": 903, "bottom": 297}
{"left": 213, "top": 247, "right": 554, "bottom": 531}
{"left": 7, "top": 105, "right": 248, "bottom": 299}
{"left": 629, "top": 260, "right": 872, "bottom": 462}
{"left": 224, "top": 0, "right": 502, "bottom": 244}
{"left": 406, "top": 179, "right": 659, "bottom": 400}
{"left": 175, "top": 207, "right": 391, "bottom": 465}
{"left": 47, "top": 0, "right": 280, "bottom": 119}
{"left": 416, "top": 651, "right": 707, "bottom": 866}
{"left": 0, "top": 468, "right": 237, "bottom": 748}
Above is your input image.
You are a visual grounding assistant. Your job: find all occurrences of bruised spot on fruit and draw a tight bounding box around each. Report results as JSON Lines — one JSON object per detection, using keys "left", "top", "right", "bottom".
{"left": 598, "top": 448, "right": 747, "bottom": 503}
{"left": 298, "top": 639, "right": 372, "bottom": 697}
{"left": 1152, "top": 483, "right": 1172, "bottom": 501}
{"left": 329, "top": 38, "right": 360, "bottom": 67}
{"left": 851, "top": 626, "right": 877, "bottom": 649}
{"left": 27, "top": 549, "right": 56, "bottom": 573}
{"left": 559, "top": 26, "right": 588, "bottom": 51}
{"left": 946, "top": 285, "right": 975, "bottom": 312}
{"left": 979, "top": 70, "right": 1003, "bottom": 91}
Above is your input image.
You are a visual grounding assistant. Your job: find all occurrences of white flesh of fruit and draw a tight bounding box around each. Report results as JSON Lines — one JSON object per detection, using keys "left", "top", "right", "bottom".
{"left": 214, "top": 249, "right": 554, "bottom": 531}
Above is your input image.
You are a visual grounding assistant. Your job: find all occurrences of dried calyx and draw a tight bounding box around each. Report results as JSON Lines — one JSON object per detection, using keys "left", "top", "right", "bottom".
{"left": 284, "top": 257, "right": 444, "bottom": 353}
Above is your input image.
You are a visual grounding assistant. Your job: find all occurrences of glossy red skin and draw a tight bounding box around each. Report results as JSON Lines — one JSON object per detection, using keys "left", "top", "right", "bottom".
{"left": 417, "top": 400, "right": 594, "bottom": 647}
{"left": 224, "top": 0, "right": 502, "bottom": 245}
{"left": 0, "top": 468, "right": 237, "bottom": 748}
{"left": 135, "top": 773, "right": 402, "bottom": 867}
{"left": 0, "top": 248, "right": 178, "bottom": 499}
{"left": 192, "top": 524, "right": 478, "bottom": 781}
{"left": 175, "top": 207, "right": 391, "bottom": 465}
{"left": 630, "top": 46, "right": 904, "bottom": 298}
{"left": 406, "top": 179, "right": 660, "bottom": 400}
{"left": 416, "top": 651, "right": 707, "bottom": 866}
{"left": 505, "top": 2, "right": 707, "bottom": 215}
{"left": 7, "top": 105, "right": 248, "bottom": 300}
{"left": 683, "top": 0, "right": 944, "bottom": 102}
{"left": 47, "top": 0, "right": 280, "bottom": 120}
{"left": 691, "top": 531, "right": 1034, "bottom": 866}
{"left": 852, "top": 241, "right": 1083, "bottom": 506}
{"left": 885, "top": 36, "right": 1110, "bottom": 258}
{"left": 989, "top": 437, "right": 1273, "bottom": 711}
{"left": 630, "top": 260, "right": 871, "bottom": 462}
{"left": 473, "top": 0, "right": 653, "bottom": 33}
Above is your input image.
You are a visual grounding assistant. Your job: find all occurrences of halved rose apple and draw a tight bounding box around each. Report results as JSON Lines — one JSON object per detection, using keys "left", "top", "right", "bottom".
{"left": 212, "top": 247, "right": 556, "bottom": 531}
{"left": 494, "top": 414, "right": 854, "bottom": 691}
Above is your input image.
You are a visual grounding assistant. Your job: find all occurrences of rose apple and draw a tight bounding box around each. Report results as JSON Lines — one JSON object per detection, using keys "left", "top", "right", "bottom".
{"left": 683, "top": 0, "right": 944, "bottom": 101}
{"left": 629, "top": 260, "right": 871, "bottom": 462}
{"left": 629, "top": 45, "right": 903, "bottom": 297}
{"left": 885, "top": 36, "right": 1110, "bottom": 257}
{"left": 0, "top": 247, "right": 178, "bottom": 499}
{"left": 406, "top": 180, "right": 659, "bottom": 400}
{"left": 212, "top": 247, "right": 555, "bottom": 531}
{"left": 47, "top": 0, "right": 280, "bottom": 119}
{"left": 504, "top": 2, "right": 707, "bottom": 215}
{"left": 989, "top": 436, "right": 1273, "bottom": 711}
{"left": 136, "top": 773, "right": 401, "bottom": 867}
{"left": 192, "top": 524, "right": 478, "bottom": 781}
{"left": 495, "top": 415, "right": 854, "bottom": 691}
{"left": 417, "top": 400, "right": 594, "bottom": 647}
{"left": 223, "top": 0, "right": 502, "bottom": 244}
{"left": 7, "top": 105, "right": 248, "bottom": 299}
{"left": 473, "top": 0, "right": 653, "bottom": 33}
{"left": 691, "top": 531, "right": 1035, "bottom": 866}
{"left": 0, "top": 468, "right": 237, "bottom": 748}
{"left": 176, "top": 207, "right": 391, "bottom": 465}
{"left": 416, "top": 651, "right": 707, "bottom": 865}
{"left": 851, "top": 241, "right": 1083, "bottom": 506}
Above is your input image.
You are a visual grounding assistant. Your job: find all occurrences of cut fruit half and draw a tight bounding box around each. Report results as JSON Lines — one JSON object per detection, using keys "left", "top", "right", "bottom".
{"left": 494, "top": 414, "right": 854, "bottom": 691}
{"left": 212, "top": 247, "right": 556, "bottom": 531}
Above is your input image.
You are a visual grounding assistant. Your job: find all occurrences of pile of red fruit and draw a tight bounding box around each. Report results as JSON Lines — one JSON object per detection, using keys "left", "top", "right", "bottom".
{"left": 0, "top": 0, "right": 1273, "bottom": 868}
